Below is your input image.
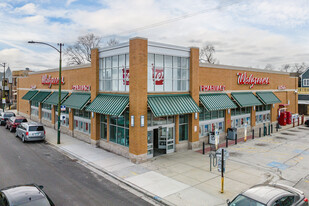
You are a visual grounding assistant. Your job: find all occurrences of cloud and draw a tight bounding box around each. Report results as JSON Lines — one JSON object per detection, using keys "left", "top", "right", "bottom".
{"left": 14, "top": 3, "right": 37, "bottom": 15}
{"left": 66, "top": 0, "right": 77, "bottom": 6}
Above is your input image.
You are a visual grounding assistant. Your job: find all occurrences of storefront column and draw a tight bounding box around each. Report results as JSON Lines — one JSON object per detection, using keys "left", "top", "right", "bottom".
{"left": 38, "top": 103, "right": 42, "bottom": 123}
{"left": 106, "top": 115, "right": 110, "bottom": 142}
{"left": 175, "top": 115, "right": 179, "bottom": 145}
{"left": 129, "top": 37, "right": 148, "bottom": 163}
{"left": 69, "top": 108, "right": 74, "bottom": 136}
{"left": 251, "top": 106, "right": 256, "bottom": 127}
{"left": 188, "top": 47, "right": 200, "bottom": 149}
{"left": 225, "top": 109, "right": 231, "bottom": 132}
{"left": 90, "top": 48, "right": 100, "bottom": 146}
{"left": 51, "top": 105, "right": 55, "bottom": 125}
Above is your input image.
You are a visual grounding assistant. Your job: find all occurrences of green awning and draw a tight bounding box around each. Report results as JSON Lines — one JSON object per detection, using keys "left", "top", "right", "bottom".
{"left": 22, "top": 90, "right": 38, "bottom": 100}
{"left": 231, "top": 92, "right": 263, "bottom": 107}
{"left": 86, "top": 94, "right": 129, "bottom": 116}
{"left": 31, "top": 91, "right": 51, "bottom": 103}
{"left": 256, "top": 92, "right": 281, "bottom": 105}
{"left": 200, "top": 93, "right": 237, "bottom": 111}
{"left": 42, "top": 92, "right": 69, "bottom": 105}
{"left": 62, "top": 93, "right": 91, "bottom": 110}
{"left": 148, "top": 94, "right": 201, "bottom": 117}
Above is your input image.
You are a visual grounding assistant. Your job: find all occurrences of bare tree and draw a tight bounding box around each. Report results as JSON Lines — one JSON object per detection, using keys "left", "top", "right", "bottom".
{"left": 64, "top": 33, "right": 102, "bottom": 65}
{"left": 292, "top": 62, "right": 308, "bottom": 75}
{"left": 106, "top": 38, "right": 119, "bottom": 46}
{"left": 264, "top": 64, "right": 275, "bottom": 70}
{"left": 199, "top": 44, "right": 218, "bottom": 64}
{"left": 280, "top": 64, "right": 291, "bottom": 72}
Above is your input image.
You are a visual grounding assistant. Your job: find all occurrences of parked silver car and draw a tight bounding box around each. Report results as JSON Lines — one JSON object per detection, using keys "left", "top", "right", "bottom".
{"left": 227, "top": 183, "right": 308, "bottom": 206}
{"left": 15, "top": 122, "right": 45, "bottom": 143}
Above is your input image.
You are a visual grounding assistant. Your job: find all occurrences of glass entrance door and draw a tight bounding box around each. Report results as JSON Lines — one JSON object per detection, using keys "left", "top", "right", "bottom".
{"left": 166, "top": 126, "right": 174, "bottom": 154}
{"left": 147, "top": 130, "right": 153, "bottom": 158}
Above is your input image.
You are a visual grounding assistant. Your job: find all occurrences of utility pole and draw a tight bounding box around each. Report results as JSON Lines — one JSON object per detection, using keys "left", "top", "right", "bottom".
{"left": 1, "top": 63, "right": 6, "bottom": 112}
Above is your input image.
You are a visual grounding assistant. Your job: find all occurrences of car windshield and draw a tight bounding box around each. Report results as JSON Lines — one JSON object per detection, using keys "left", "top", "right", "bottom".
{"left": 15, "top": 119, "right": 27, "bottom": 123}
{"left": 19, "top": 197, "right": 51, "bottom": 206}
{"left": 229, "top": 195, "right": 266, "bottom": 206}
{"left": 29, "top": 126, "right": 44, "bottom": 131}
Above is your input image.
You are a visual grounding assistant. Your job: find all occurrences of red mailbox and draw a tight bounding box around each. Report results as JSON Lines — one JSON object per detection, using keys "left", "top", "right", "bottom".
{"left": 279, "top": 111, "right": 287, "bottom": 126}
{"left": 286, "top": 112, "right": 292, "bottom": 124}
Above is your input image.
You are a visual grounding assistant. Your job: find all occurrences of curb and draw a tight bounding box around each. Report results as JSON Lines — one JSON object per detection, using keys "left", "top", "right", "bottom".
{"left": 46, "top": 140, "right": 175, "bottom": 206}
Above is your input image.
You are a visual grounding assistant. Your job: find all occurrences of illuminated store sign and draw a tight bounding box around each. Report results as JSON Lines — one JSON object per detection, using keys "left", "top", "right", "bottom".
{"left": 278, "top": 85, "right": 286, "bottom": 90}
{"left": 152, "top": 65, "right": 164, "bottom": 85}
{"left": 42, "top": 75, "right": 64, "bottom": 88}
{"left": 237, "top": 72, "right": 269, "bottom": 89}
{"left": 200, "top": 85, "right": 225, "bottom": 92}
{"left": 72, "top": 85, "right": 91, "bottom": 91}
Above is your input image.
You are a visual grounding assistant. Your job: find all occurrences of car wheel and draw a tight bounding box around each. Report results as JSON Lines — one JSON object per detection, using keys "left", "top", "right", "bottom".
{"left": 15, "top": 132, "right": 18, "bottom": 137}
{"left": 5, "top": 124, "right": 8, "bottom": 129}
{"left": 9, "top": 127, "right": 13, "bottom": 132}
{"left": 22, "top": 135, "right": 26, "bottom": 143}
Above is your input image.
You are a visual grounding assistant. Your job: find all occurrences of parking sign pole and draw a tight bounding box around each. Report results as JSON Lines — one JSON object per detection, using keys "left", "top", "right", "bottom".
{"left": 221, "top": 148, "right": 224, "bottom": 193}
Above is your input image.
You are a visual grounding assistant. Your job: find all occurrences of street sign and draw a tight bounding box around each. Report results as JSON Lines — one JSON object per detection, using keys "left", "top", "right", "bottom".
{"left": 61, "top": 105, "right": 66, "bottom": 111}
{"left": 60, "top": 114, "right": 66, "bottom": 121}
{"left": 216, "top": 148, "right": 229, "bottom": 173}
{"left": 2, "top": 98, "right": 5, "bottom": 104}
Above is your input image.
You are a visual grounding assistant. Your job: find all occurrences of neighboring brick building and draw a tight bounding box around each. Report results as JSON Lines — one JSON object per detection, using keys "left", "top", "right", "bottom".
{"left": 17, "top": 37, "right": 298, "bottom": 163}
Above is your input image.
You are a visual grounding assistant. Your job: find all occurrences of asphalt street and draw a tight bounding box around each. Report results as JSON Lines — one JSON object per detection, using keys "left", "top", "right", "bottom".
{"left": 0, "top": 125, "right": 154, "bottom": 206}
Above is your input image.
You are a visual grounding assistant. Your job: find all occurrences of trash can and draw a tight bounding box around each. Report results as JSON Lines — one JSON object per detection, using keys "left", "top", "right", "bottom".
{"left": 279, "top": 111, "right": 286, "bottom": 126}
{"left": 227, "top": 128, "right": 237, "bottom": 140}
{"left": 209, "top": 132, "right": 216, "bottom": 144}
{"left": 286, "top": 112, "right": 292, "bottom": 124}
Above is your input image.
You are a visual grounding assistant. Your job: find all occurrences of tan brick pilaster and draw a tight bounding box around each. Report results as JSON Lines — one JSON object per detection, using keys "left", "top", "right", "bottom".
{"left": 38, "top": 103, "right": 42, "bottom": 122}
{"left": 250, "top": 106, "right": 255, "bottom": 127}
{"left": 129, "top": 37, "right": 148, "bottom": 163}
{"left": 51, "top": 105, "right": 55, "bottom": 124}
{"left": 69, "top": 108, "right": 74, "bottom": 131}
{"left": 225, "top": 109, "right": 231, "bottom": 132}
{"left": 175, "top": 115, "right": 179, "bottom": 144}
{"left": 188, "top": 47, "right": 200, "bottom": 149}
{"left": 90, "top": 48, "right": 100, "bottom": 144}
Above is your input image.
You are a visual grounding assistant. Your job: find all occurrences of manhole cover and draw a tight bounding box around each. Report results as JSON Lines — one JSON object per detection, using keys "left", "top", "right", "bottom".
{"left": 276, "top": 136, "right": 287, "bottom": 140}
{"left": 229, "top": 152, "right": 243, "bottom": 157}
{"left": 281, "top": 132, "right": 293, "bottom": 135}
{"left": 255, "top": 143, "right": 268, "bottom": 146}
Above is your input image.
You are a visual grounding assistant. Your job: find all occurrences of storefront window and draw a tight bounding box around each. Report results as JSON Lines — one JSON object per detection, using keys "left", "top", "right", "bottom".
{"left": 199, "top": 107, "right": 225, "bottom": 138}
{"left": 231, "top": 107, "right": 251, "bottom": 116}
{"left": 255, "top": 105, "right": 271, "bottom": 124}
{"left": 30, "top": 101, "right": 39, "bottom": 117}
{"left": 100, "top": 114, "right": 108, "bottom": 140}
{"left": 148, "top": 54, "right": 189, "bottom": 92}
{"left": 109, "top": 109, "right": 129, "bottom": 147}
{"left": 99, "top": 54, "right": 129, "bottom": 92}
{"left": 147, "top": 111, "right": 174, "bottom": 126}
{"left": 179, "top": 114, "right": 188, "bottom": 141}
{"left": 73, "top": 109, "right": 91, "bottom": 134}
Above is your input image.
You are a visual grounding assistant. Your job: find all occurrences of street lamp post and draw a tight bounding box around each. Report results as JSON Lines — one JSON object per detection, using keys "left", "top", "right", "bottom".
{"left": 0, "top": 63, "right": 6, "bottom": 112}
{"left": 28, "top": 41, "right": 64, "bottom": 144}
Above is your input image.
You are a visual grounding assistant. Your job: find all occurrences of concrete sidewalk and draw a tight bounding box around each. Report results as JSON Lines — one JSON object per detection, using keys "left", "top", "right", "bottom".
{"left": 43, "top": 125, "right": 290, "bottom": 206}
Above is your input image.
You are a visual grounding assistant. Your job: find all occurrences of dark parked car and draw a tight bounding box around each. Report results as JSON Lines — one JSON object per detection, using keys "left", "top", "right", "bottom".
{"left": 305, "top": 119, "right": 309, "bottom": 127}
{"left": 0, "top": 184, "right": 54, "bottom": 206}
{"left": 227, "top": 183, "right": 308, "bottom": 206}
{"left": 0, "top": 112, "right": 15, "bottom": 126}
{"left": 5, "top": 116, "right": 27, "bottom": 132}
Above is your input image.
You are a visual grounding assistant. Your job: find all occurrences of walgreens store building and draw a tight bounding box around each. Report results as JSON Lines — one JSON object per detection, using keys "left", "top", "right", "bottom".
{"left": 18, "top": 37, "right": 298, "bottom": 163}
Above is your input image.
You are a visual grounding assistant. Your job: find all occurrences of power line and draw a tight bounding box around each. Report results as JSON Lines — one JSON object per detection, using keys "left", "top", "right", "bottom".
{"left": 115, "top": 0, "right": 244, "bottom": 36}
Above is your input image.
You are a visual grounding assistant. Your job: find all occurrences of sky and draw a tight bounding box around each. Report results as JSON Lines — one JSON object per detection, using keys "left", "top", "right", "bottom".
{"left": 0, "top": 0, "right": 308, "bottom": 71}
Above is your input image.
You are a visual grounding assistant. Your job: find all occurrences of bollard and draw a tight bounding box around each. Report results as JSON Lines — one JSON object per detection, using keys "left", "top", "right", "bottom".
{"left": 293, "top": 119, "right": 295, "bottom": 127}
{"left": 276, "top": 123, "right": 279, "bottom": 132}
{"left": 252, "top": 129, "right": 254, "bottom": 139}
{"left": 302, "top": 114, "right": 305, "bottom": 125}
{"left": 235, "top": 134, "right": 237, "bottom": 145}
{"left": 263, "top": 125, "right": 266, "bottom": 136}
{"left": 271, "top": 124, "right": 273, "bottom": 133}
{"left": 221, "top": 148, "right": 224, "bottom": 193}
{"left": 259, "top": 127, "right": 261, "bottom": 137}
{"left": 203, "top": 142, "right": 205, "bottom": 155}
{"left": 226, "top": 138, "right": 228, "bottom": 148}
{"left": 268, "top": 123, "right": 270, "bottom": 135}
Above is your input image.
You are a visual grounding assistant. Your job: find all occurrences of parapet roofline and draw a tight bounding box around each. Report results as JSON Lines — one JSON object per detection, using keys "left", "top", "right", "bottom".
{"left": 200, "top": 63, "right": 291, "bottom": 75}
{"left": 29, "top": 64, "right": 91, "bottom": 75}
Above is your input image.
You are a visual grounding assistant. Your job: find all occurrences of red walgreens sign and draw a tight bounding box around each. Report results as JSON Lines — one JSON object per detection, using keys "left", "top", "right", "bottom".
{"left": 122, "top": 67, "right": 129, "bottom": 85}
{"left": 72, "top": 85, "right": 91, "bottom": 91}
{"left": 42, "top": 75, "right": 64, "bottom": 88}
{"left": 200, "top": 85, "right": 225, "bottom": 92}
{"left": 237, "top": 72, "right": 269, "bottom": 89}
{"left": 152, "top": 64, "right": 164, "bottom": 85}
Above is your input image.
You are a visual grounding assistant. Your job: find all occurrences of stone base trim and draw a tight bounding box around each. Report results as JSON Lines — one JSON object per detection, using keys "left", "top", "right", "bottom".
{"left": 99, "top": 140, "right": 129, "bottom": 158}
{"left": 73, "top": 130, "right": 91, "bottom": 144}
{"left": 18, "top": 112, "right": 30, "bottom": 119}
{"left": 188, "top": 141, "right": 199, "bottom": 150}
{"left": 129, "top": 152, "right": 147, "bottom": 164}
{"left": 175, "top": 141, "right": 189, "bottom": 152}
